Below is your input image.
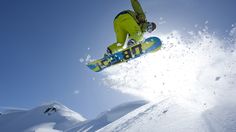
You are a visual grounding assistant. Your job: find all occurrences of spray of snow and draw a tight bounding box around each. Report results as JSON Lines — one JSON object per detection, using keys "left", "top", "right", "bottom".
{"left": 101, "top": 25, "right": 236, "bottom": 109}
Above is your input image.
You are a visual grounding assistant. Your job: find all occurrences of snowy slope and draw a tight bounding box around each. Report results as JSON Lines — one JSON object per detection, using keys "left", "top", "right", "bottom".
{"left": 0, "top": 102, "right": 86, "bottom": 132}
{"left": 203, "top": 103, "right": 236, "bottom": 132}
{"left": 98, "top": 98, "right": 236, "bottom": 132}
{"left": 1, "top": 99, "right": 236, "bottom": 132}
{"left": 66, "top": 100, "right": 148, "bottom": 132}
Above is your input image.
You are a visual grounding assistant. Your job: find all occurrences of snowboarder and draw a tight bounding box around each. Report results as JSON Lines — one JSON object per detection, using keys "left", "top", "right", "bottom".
{"left": 86, "top": 0, "right": 161, "bottom": 72}
{"left": 106, "top": 0, "right": 157, "bottom": 55}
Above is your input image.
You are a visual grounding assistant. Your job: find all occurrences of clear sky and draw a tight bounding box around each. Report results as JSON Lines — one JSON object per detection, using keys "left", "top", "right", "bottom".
{"left": 0, "top": 0, "right": 236, "bottom": 119}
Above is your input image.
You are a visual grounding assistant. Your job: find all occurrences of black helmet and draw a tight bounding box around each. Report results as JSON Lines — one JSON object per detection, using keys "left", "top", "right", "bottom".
{"left": 147, "top": 22, "right": 156, "bottom": 33}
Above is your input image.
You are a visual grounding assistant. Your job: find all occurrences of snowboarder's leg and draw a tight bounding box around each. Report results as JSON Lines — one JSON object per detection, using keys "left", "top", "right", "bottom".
{"left": 122, "top": 15, "right": 144, "bottom": 43}
{"left": 106, "top": 14, "right": 143, "bottom": 54}
{"left": 107, "top": 18, "right": 128, "bottom": 54}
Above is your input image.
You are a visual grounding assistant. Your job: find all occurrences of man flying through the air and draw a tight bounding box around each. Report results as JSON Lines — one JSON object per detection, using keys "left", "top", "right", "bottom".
{"left": 106, "top": 0, "right": 157, "bottom": 56}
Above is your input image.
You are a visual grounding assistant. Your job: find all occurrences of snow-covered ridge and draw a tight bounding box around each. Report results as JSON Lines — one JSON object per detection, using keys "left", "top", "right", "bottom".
{"left": 66, "top": 100, "right": 148, "bottom": 132}
{"left": 0, "top": 102, "right": 85, "bottom": 132}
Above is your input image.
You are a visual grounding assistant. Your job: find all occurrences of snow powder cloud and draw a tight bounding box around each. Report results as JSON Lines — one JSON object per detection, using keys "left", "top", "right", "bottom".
{"left": 101, "top": 26, "right": 236, "bottom": 109}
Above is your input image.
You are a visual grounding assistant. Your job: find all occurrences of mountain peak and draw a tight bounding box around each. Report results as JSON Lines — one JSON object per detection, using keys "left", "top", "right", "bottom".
{"left": 0, "top": 102, "right": 86, "bottom": 132}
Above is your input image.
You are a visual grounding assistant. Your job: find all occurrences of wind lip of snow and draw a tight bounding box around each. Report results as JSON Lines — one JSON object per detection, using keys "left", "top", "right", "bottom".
{"left": 109, "top": 100, "right": 148, "bottom": 111}
{"left": 95, "top": 100, "right": 148, "bottom": 120}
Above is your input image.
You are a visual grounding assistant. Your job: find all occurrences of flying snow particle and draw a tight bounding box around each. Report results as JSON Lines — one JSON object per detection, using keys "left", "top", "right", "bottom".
{"left": 79, "top": 58, "right": 84, "bottom": 63}
{"left": 215, "top": 77, "right": 221, "bottom": 81}
{"left": 86, "top": 55, "right": 91, "bottom": 62}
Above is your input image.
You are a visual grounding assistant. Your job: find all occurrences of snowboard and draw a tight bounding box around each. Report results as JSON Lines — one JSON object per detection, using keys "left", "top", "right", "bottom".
{"left": 87, "top": 36, "right": 162, "bottom": 72}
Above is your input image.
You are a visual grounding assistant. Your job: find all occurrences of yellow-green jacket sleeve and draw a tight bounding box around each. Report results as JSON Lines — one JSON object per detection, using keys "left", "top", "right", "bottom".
{"left": 131, "top": 0, "right": 147, "bottom": 23}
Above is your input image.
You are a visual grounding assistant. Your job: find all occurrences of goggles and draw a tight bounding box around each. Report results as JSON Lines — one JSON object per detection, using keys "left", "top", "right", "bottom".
{"left": 147, "top": 22, "right": 153, "bottom": 33}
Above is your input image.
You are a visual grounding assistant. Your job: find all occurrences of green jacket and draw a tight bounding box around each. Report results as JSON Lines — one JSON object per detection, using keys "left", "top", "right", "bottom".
{"left": 127, "top": 0, "right": 148, "bottom": 32}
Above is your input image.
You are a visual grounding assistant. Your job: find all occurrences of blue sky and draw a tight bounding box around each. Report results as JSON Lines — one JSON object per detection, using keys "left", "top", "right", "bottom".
{"left": 0, "top": 0, "right": 236, "bottom": 119}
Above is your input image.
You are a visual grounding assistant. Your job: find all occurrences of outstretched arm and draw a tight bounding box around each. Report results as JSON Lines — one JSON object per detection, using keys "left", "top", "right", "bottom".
{"left": 131, "top": 0, "right": 147, "bottom": 23}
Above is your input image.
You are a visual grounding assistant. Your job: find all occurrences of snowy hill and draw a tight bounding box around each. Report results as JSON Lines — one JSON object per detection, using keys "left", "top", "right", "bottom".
{"left": 98, "top": 98, "right": 236, "bottom": 132}
{"left": 0, "top": 101, "right": 147, "bottom": 132}
{"left": 1, "top": 99, "right": 236, "bottom": 132}
{"left": 0, "top": 102, "right": 85, "bottom": 132}
{"left": 66, "top": 100, "right": 148, "bottom": 132}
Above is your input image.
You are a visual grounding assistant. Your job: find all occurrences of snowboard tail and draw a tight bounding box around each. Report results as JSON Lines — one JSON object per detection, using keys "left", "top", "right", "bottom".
{"left": 87, "top": 37, "right": 162, "bottom": 72}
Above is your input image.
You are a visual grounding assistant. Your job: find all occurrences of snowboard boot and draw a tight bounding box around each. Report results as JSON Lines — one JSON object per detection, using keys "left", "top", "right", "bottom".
{"left": 127, "top": 39, "right": 136, "bottom": 47}
{"left": 104, "top": 48, "right": 112, "bottom": 58}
